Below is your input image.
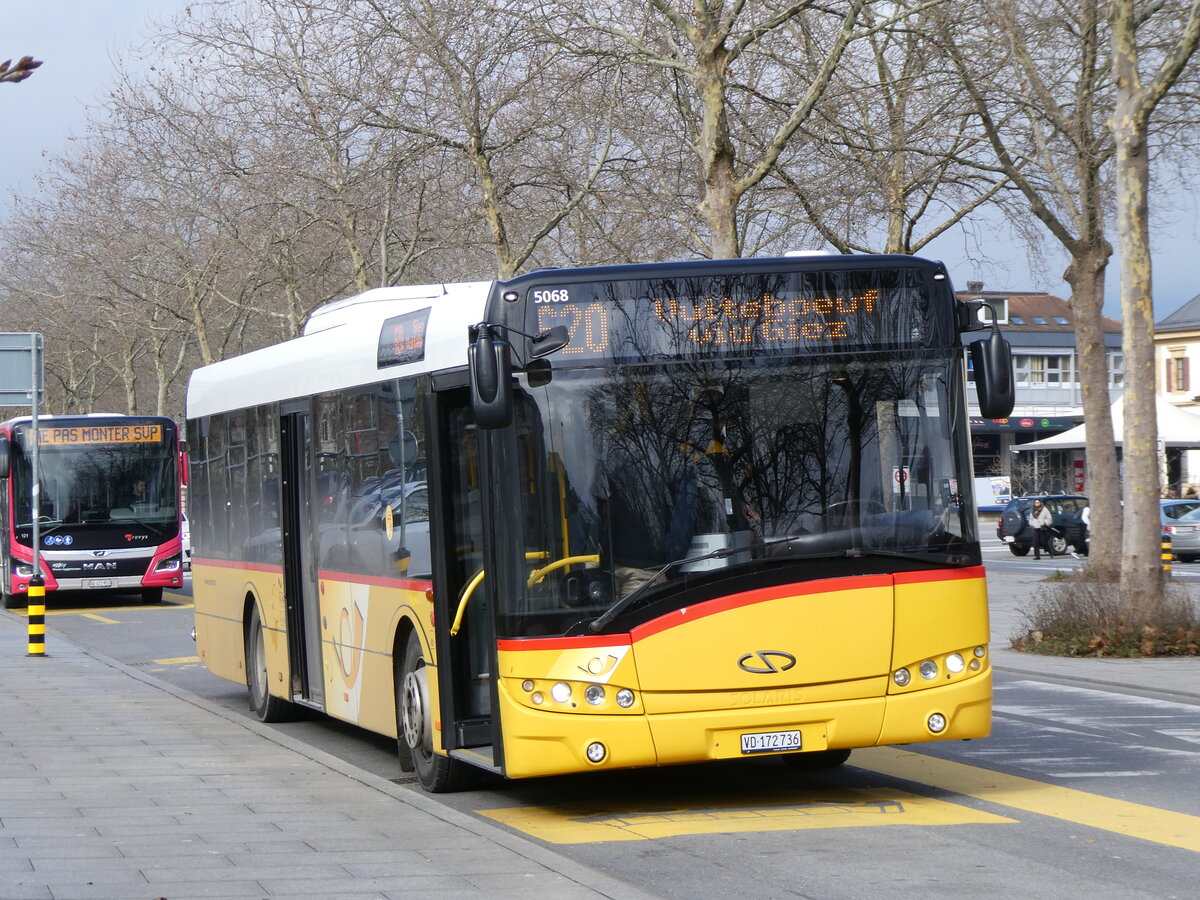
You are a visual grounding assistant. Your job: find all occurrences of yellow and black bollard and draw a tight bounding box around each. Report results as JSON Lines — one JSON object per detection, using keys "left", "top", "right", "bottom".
{"left": 27, "top": 574, "right": 45, "bottom": 657}
{"left": 1162, "top": 535, "right": 1173, "bottom": 577}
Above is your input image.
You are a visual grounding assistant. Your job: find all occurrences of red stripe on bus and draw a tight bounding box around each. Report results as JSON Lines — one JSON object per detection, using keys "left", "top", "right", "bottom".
{"left": 316, "top": 570, "right": 433, "bottom": 592}
{"left": 629, "top": 573, "right": 895, "bottom": 641}
{"left": 496, "top": 633, "right": 634, "bottom": 652}
{"left": 192, "top": 557, "right": 283, "bottom": 575}
{"left": 893, "top": 566, "right": 985, "bottom": 585}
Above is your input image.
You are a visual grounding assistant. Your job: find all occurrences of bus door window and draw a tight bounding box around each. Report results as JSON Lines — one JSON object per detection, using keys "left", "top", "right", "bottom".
{"left": 442, "top": 402, "right": 490, "bottom": 718}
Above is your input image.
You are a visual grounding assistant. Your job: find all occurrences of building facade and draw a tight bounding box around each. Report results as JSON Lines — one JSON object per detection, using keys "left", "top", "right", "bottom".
{"left": 1155, "top": 294, "right": 1200, "bottom": 491}
{"left": 959, "top": 283, "right": 1122, "bottom": 500}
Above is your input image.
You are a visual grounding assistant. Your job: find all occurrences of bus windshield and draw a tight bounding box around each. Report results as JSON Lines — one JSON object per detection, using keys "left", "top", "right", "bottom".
{"left": 504, "top": 351, "right": 976, "bottom": 637}
{"left": 11, "top": 423, "right": 178, "bottom": 540}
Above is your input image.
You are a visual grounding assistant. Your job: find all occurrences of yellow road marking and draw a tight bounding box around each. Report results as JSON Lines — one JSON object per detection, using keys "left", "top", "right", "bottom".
{"left": 480, "top": 786, "right": 1013, "bottom": 844}
{"left": 154, "top": 656, "right": 201, "bottom": 665}
{"left": 80, "top": 613, "right": 119, "bottom": 624}
{"left": 44, "top": 600, "right": 193, "bottom": 616}
{"left": 856, "top": 747, "right": 1200, "bottom": 853}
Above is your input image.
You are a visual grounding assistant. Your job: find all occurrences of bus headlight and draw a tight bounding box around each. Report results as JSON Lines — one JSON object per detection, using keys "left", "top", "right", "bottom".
{"left": 945, "top": 653, "right": 965, "bottom": 673}
{"left": 15, "top": 564, "right": 33, "bottom": 577}
{"left": 919, "top": 660, "right": 939, "bottom": 680}
{"left": 154, "top": 555, "right": 182, "bottom": 573}
{"left": 584, "top": 685, "right": 605, "bottom": 706}
{"left": 616, "top": 688, "right": 635, "bottom": 708}
{"left": 551, "top": 682, "right": 572, "bottom": 704}
{"left": 928, "top": 713, "right": 947, "bottom": 733}
{"left": 893, "top": 668, "right": 911, "bottom": 687}
{"left": 586, "top": 741, "right": 607, "bottom": 763}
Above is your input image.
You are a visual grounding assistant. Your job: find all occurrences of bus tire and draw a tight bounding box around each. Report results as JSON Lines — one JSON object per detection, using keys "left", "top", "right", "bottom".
{"left": 394, "top": 641, "right": 415, "bottom": 773}
{"left": 3, "top": 591, "right": 26, "bottom": 610}
{"left": 782, "top": 748, "right": 852, "bottom": 770}
{"left": 399, "top": 630, "right": 476, "bottom": 792}
{"left": 141, "top": 587, "right": 163, "bottom": 604}
{"left": 245, "top": 604, "right": 294, "bottom": 723}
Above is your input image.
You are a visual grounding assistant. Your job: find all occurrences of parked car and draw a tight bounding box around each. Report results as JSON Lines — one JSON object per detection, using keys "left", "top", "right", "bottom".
{"left": 996, "top": 494, "right": 1089, "bottom": 557}
{"left": 1163, "top": 501, "right": 1200, "bottom": 562}
{"left": 1070, "top": 499, "right": 1196, "bottom": 559}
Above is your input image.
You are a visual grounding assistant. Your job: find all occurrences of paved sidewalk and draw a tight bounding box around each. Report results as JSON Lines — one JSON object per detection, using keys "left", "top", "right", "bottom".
{"left": 986, "top": 568, "right": 1200, "bottom": 699}
{"left": 0, "top": 612, "right": 652, "bottom": 900}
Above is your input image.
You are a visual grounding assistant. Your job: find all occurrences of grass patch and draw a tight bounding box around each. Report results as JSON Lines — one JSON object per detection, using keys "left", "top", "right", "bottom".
{"left": 1011, "top": 575, "right": 1200, "bottom": 657}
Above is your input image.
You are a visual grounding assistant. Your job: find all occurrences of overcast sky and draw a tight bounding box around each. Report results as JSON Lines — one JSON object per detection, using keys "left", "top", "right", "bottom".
{"left": 3, "top": 1, "right": 1197, "bottom": 321}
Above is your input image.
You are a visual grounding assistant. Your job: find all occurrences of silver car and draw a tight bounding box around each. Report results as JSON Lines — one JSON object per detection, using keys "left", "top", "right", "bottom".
{"left": 1164, "top": 501, "right": 1200, "bottom": 562}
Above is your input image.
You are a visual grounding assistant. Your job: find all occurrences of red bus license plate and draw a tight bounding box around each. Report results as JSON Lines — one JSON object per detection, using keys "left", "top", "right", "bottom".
{"left": 741, "top": 729, "right": 801, "bottom": 754}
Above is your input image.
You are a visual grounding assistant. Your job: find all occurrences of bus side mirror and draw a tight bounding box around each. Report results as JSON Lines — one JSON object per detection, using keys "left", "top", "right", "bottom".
{"left": 971, "top": 330, "right": 1014, "bottom": 419}
{"left": 469, "top": 324, "right": 514, "bottom": 429}
{"left": 530, "top": 325, "right": 569, "bottom": 359}
{"left": 0, "top": 437, "right": 8, "bottom": 479}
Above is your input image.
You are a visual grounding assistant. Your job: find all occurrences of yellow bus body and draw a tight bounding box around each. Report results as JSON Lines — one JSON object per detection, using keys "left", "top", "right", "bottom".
{"left": 194, "top": 560, "right": 989, "bottom": 780}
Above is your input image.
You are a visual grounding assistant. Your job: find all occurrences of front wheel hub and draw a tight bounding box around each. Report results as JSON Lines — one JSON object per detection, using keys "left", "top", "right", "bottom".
{"left": 402, "top": 667, "right": 432, "bottom": 753}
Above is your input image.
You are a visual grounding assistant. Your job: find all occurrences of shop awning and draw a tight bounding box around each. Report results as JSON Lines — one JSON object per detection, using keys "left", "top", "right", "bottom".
{"left": 1013, "top": 393, "right": 1200, "bottom": 451}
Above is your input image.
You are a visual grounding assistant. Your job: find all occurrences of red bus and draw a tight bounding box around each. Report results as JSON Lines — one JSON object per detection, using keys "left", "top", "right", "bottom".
{"left": 0, "top": 414, "right": 186, "bottom": 609}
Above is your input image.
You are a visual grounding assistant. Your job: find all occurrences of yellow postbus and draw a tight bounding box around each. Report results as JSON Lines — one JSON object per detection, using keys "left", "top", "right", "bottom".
{"left": 185, "top": 255, "right": 1014, "bottom": 792}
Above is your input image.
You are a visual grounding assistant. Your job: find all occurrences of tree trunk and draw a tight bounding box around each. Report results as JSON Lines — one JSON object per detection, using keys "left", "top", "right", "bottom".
{"left": 1063, "top": 241, "right": 1120, "bottom": 579}
{"left": 1110, "top": 21, "right": 1163, "bottom": 618}
{"left": 693, "top": 47, "right": 739, "bottom": 259}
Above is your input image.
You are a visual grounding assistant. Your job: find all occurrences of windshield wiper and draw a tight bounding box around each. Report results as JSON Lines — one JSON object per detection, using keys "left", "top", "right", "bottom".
{"left": 586, "top": 535, "right": 800, "bottom": 634}
{"left": 844, "top": 547, "right": 975, "bottom": 567}
{"left": 115, "top": 517, "right": 169, "bottom": 540}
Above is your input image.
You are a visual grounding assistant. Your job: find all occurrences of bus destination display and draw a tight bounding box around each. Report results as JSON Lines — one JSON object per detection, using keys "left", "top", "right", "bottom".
{"left": 378, "top": 308, "right": 431, "bottom": 368}
{"left": 37, "top": 423, "right": 164, "bottom": 446}
{"left": 529, "top": 270, "right": 928, "bottom": 362}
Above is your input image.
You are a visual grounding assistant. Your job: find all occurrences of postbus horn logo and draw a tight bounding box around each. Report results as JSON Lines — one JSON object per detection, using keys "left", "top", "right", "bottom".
{"left": 737, "top": 650, "right": 797, "bottom": 674}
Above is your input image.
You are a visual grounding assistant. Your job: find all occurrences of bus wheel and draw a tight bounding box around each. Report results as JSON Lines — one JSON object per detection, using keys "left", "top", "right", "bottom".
{"left": 3, "top": 592, "right": 26, "bottom": 610}
{"left": 141, "top": 588, "right": 163, "bottom": 604}
{"left": 782, "top": 749, "right": 852, "bottom": 770}
{"left": 394, "top": 644, "right": 415, "bottom": 773}
{"left": 245, "top": 604, "right": 294, "bottom": 723}
{"left": 399, "top": 631, "right": 476, "bottom": 792}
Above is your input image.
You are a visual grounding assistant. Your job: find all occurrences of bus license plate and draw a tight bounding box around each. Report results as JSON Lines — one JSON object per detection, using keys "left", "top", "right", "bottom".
{"left": 741, "top": 729, "right": 801, "bottom": 754}
{"left": 87, "top": 579, "right": 113, "bottom": 589}
{"left": 1003, "top": 536, "right": 1014, "bottom": 542}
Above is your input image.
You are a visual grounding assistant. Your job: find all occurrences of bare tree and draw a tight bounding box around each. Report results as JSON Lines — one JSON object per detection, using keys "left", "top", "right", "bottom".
{"left": 548, "top": 0, "right": 876, "bottom": 259}
{"left": 1109, "top": 0, "right": 1200, "bottom": 614}
{"left": 775, "top": 1, "right": 1011, "bottom": 257}
{"left": 935, "top": 0, "right": 1125, "bottom": 576}
{"left": 339, "top": 0, "right": 618, "bottom": 279}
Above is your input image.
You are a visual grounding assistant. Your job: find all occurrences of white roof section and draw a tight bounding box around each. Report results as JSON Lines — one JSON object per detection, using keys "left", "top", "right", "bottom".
{"left": 186, "top": 281, "right": 493, "bottom": 420}
{"left": 1015, "top": 393, "right": 1200, "bottom": 450}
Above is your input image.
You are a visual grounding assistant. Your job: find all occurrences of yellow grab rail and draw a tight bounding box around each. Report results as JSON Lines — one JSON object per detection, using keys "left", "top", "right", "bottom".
{"left": 527, "top": 554, "right": 600, "bottom": 587}
{"left": 449, "top": 552, "right": 600, "bottom": 637}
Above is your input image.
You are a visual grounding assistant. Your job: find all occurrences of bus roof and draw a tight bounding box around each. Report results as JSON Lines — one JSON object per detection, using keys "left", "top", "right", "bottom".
{"left": 186, "top": 281, "right": 492, "bottom": 420}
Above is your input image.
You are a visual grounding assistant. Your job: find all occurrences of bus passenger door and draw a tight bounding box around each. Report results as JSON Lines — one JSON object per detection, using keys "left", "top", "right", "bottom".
{"left": 279, "top": 403, "right": 324, "bottom": 708}
{"left": 429, "top": 387, "right": 501, "bottom": 769}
